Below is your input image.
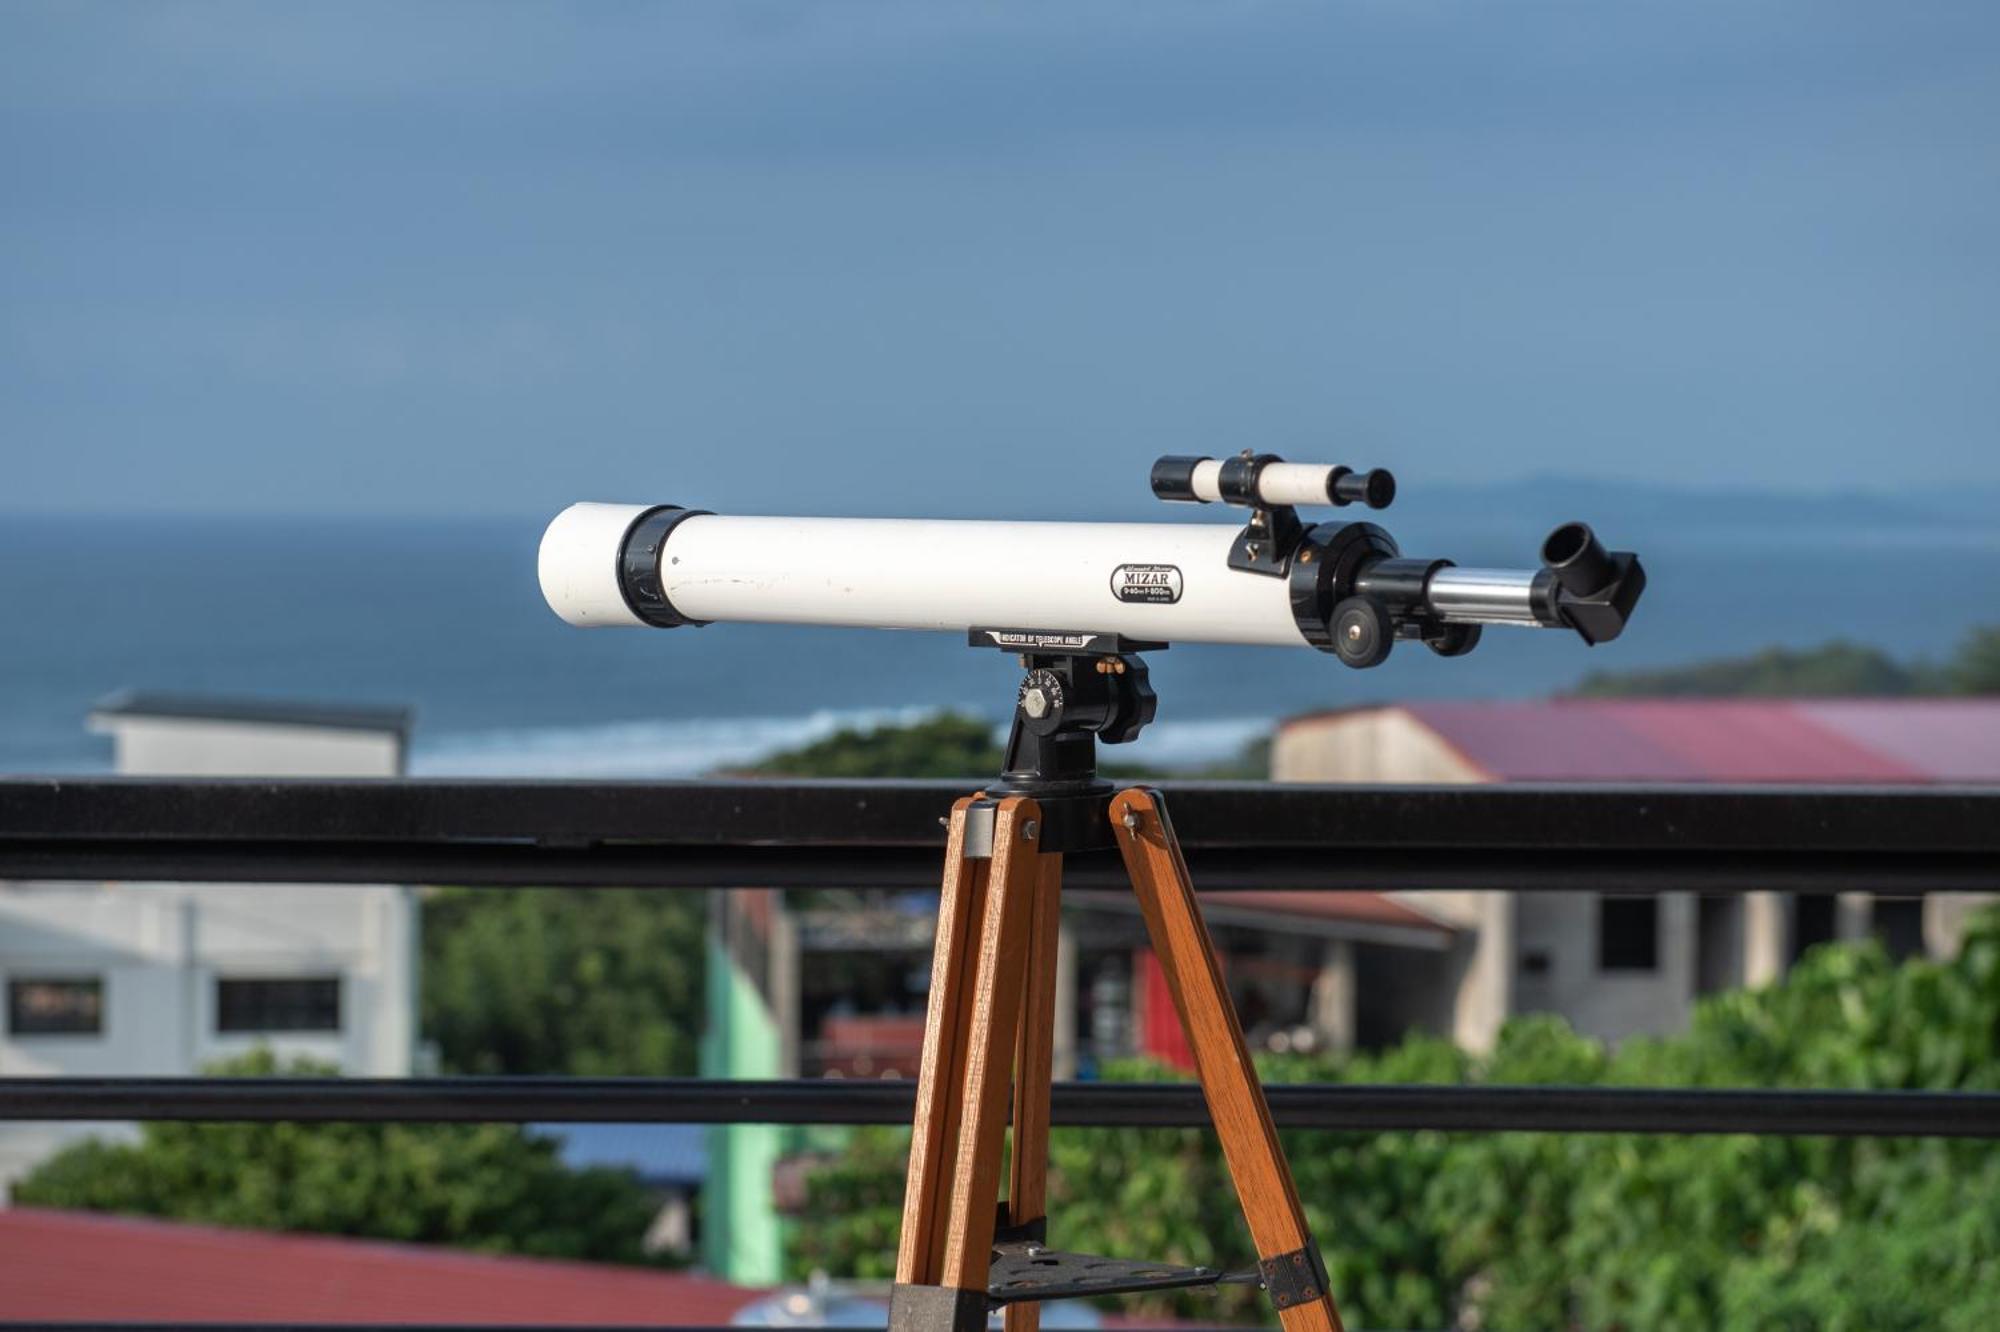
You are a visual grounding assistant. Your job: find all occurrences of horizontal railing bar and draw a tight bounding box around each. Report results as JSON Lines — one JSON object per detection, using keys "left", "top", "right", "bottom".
{"left": 5, "top": 842, "right": 1990, "bottom": 893}
{"left": 0, "top": 1320, "right": 820, "bottom": 1328}
{"left": 4, "top": 1077, "right": 1994, "bottom": 1137}
{"left": 2, "top": 778, "right": 1995, "bottom": 891}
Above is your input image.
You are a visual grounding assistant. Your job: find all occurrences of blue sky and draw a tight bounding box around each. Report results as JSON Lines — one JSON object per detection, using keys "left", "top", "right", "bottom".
{"left": 3, "top": 2, "right": 1998, "bottom": 516}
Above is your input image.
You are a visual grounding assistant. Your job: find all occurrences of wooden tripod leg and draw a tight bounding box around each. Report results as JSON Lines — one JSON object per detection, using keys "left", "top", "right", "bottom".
{"left": 938, "top": 797, "right": 1044, "bottom": 1294}
{"left": 896, "top": 796, "right": 989, "bottom": 1289}
{"left": 1111, "top": 788, "right": 1347, "bottom": 1332}
{"left": 1003, "top": 851, "right": 1064, "bottom": 1332}
{"left": 892, "top": 796, "right": 1044, "bottom": 1332}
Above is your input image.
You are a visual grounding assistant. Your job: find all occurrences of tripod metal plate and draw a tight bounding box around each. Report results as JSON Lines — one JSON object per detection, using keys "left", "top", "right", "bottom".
{"left": 986, "top": 1240, "right": 1225, "bottom": 1305}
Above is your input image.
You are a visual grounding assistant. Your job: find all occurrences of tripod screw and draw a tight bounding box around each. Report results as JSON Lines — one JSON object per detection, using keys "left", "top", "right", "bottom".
{"left": 1022, "top": 687, "right": 1051, "bottom": 720}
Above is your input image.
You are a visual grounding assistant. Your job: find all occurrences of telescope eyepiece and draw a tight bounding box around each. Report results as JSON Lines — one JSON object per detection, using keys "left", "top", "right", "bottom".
{"left": 1330, "top": 466, "right": 1396, "bottom": 510}
{"left": 1540, "top": 521, "right": 1616, "bottom": 599}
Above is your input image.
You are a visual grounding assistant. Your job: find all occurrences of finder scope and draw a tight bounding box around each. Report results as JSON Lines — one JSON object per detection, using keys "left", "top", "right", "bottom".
{"left": 539, "top": 453, "right": 1645, "bottom": 670}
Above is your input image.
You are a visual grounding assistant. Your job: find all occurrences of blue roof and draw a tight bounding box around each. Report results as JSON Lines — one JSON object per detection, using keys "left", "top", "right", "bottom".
{"left": 533, "top": 1121, "right": 709, "bottom": 1187}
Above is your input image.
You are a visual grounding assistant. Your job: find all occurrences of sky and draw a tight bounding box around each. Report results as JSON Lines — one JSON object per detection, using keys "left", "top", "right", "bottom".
{"left": 3, "top": 2, "right": 1998, "bottom": 518}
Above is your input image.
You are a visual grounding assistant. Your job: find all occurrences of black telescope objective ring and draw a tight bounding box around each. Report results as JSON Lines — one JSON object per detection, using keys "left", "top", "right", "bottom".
{"left": 617, "top": 505, "right": 712, "bottom": 628}
{"left": 1287, "top": 521, "right": 1398, "bottom": 652}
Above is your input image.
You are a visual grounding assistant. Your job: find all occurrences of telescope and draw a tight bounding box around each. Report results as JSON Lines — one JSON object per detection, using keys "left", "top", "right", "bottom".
{"left": 538, "top": 452, "right": 1645, "bottom": 671}
{"left": 536, "top": 453, "right": 1647, "bottom": 1329}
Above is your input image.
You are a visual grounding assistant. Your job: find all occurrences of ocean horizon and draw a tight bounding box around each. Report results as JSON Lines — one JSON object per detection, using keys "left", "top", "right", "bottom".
{"left": 4, "top": 485, "right": 1996, "bottom": 777}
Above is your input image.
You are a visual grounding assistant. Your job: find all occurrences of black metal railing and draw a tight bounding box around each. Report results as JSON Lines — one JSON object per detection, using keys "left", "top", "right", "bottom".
{"left": 3, "top": 777, "right": 1995, "bottom": 891}
{"left": 3, "top": 777, "right": 1999, "bottom": 1331}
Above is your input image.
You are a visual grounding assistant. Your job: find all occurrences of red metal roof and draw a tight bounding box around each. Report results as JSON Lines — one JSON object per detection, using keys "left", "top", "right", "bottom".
{"left": 0, "top": 1207, "right": 766, "bottom": 1325}
{"left": 1380, "top": 698, "right": 2000, "bottom": 783}
{"left": 1072, "top": 887, "right": 1452, "bottom": 941}
{"left": 1199, "top": 889, "right": 1452, "bottom": 936}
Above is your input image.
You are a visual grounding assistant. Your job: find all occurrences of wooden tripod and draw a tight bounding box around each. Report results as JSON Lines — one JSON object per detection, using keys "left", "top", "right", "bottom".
{"left": 887, "top": 783, "right": 1345, "bottom": 1332}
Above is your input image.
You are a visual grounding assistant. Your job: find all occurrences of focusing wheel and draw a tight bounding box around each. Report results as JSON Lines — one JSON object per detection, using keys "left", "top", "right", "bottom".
{"left": 1330, "top": 596, "right": 1393, "bottom": 668}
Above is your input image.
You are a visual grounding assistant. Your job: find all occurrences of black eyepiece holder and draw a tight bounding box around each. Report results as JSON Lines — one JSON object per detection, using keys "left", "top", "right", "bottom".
{"left": 1539, "top": 521, "right": 1646, "bottom": 646}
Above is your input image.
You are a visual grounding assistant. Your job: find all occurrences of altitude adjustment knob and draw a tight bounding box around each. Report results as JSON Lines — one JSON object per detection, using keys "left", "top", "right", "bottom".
{"left": 1330, "top": 596, "right": 1393, "bottom": 669}
{"left": 1017, "top": 668, "right": 1068, "bottom": 734}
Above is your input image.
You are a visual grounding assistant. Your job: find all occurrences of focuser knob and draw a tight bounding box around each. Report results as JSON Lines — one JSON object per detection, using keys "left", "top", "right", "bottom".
{"left": 1331, "top": 595, "right": 1394, "bottom": 669}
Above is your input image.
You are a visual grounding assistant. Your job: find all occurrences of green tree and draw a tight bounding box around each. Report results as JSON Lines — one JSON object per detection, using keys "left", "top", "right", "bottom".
{"left": 1572, "top": 640, "right": 1919, "bottom": 698}
{"left": 423, "top": 887, "right": 704, "bottom": 1076}
{"left": 789, "top": 912, "right": 2000, "bottom": 1329}
{"left": 1945, "top": 625, "right": 2000, "bottom": 694}
{"left": 1570, "top": 624, "right": 2000, "bottom": 699}
{"left": 747, "top": 711, "right": 1269, "bottom": 780}
{"left": 749, "top": 713, "right": 1005, "bottom": 778}
{"left": 12, "top": 1051, "right": 663, "bottom": 1263}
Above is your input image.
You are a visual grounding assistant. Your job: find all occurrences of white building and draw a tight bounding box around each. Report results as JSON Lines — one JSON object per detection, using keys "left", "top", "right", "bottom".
{"left": 1272, "top": 697, "right": 2000, "bottom": 1052}
{"left": 1, "top": 693, "right": 418, "bottom": 1193}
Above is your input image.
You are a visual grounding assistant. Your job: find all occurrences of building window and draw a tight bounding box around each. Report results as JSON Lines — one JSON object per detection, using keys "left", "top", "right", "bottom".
{"left": 1874, "top": 897, "right": 1926, "bottom": 960}
{"left": 1598, "top": 897, "right": 1658, "bottom": 972}
{"left": 7, "top": 978, "right": 105, "bottom": 1036}
{"left": 216, "top": 977, "right": 341, "bottom": 1033}
{"left": 1793, "top": 895, "right": 1837, "bottom": 961}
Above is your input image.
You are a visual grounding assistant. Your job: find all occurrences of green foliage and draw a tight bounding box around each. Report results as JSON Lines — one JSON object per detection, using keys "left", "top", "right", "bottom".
{"left": 1572, "top": 640, "right": 1918, "bottom": 697}
{"left": 1572, "top": 624, "right": 2000, "bottom": 698}
{"left": 1946, "top": 625, "right": 2000, "bottom": 694}
{"left": 747, "top": 711, "right": 1270, "bottom": 780}
{"left": 749, "top": 713, "right": 1004, "bottom": 778}
{"left": 789, "top": 914, "right": 2000, "bottom": 1328}
{"left": 12, "top": 1051, "right": 663, "bottom": 1263}
{"left": 422, "top": 888, "right": 703, "bottom": 1076}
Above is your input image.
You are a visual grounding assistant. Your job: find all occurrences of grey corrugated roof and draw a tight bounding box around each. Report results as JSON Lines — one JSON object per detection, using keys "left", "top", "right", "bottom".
{"left": 89, "top": 689, "right": 413, "bottom": 736}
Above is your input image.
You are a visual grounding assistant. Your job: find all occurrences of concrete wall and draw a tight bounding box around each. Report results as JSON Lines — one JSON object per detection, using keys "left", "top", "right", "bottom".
{"left": 1272, "top": 708, "right": 1485, "bottom": 784}
{"left": 1273, "top": 707, "right": 1717, "bottom": 1051}
{"left": 91, "top": 716, "right": 401, "bottom": 778}
{"left": 0, "top": 880, "right": 415, "bottom": 1189}
{"left": 1512, "top": 892, "right": 1698, "bottom": 1042}
{"left": 1, "top": 707, "right": 415, "bottom": 1196}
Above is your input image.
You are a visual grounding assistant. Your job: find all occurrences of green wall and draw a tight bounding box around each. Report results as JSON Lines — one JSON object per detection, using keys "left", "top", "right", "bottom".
{"left": 700, "top": 927, "right": 787, "bottom": 1284}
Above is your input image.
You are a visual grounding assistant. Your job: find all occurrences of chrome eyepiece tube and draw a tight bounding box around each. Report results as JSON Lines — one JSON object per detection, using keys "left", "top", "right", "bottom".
{"left": 1421, "top": 568, "right": 1551, "bottom": 626}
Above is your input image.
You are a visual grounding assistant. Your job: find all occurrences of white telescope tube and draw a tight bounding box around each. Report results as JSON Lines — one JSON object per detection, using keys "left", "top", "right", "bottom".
{"left": 536, "top": 501, "right": 1639, "bottom": 654}
{"left": 541, "top": 505, "right": 1305, "bottom": 644}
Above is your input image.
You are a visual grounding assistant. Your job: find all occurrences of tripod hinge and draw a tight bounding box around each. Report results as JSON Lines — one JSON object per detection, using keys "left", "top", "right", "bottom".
{"left": 961, "top": 801, "right": 997, "bottom": 859}
{"left": 1259, "top": 1243, "right": 1331, "bottom": 1311}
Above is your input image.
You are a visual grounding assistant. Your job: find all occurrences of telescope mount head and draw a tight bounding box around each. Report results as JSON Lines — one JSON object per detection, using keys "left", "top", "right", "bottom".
{"left": 970, "top": 629, "right": 1161, "bottom": 852}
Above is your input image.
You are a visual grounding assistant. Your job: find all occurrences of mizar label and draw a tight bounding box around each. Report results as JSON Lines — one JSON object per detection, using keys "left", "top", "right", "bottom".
{"left": 1110, "top": 563, "right": 1183, "bottom": 605}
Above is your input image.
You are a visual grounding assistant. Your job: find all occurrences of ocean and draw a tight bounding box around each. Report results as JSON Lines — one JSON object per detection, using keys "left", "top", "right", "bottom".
{"left": 3, "top": 491, "right": 1997, "bottom": 777}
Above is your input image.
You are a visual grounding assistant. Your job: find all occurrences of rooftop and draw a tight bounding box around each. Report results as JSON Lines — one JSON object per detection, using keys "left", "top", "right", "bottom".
{"left": 1280, "top": 697, "right": 2000, "bottom": 784}
{"left": 89, "top": 689, "right": 414, "bottom": 737}
{"left": 0, "top": 1207, "right": 759, "bottom": 1325}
